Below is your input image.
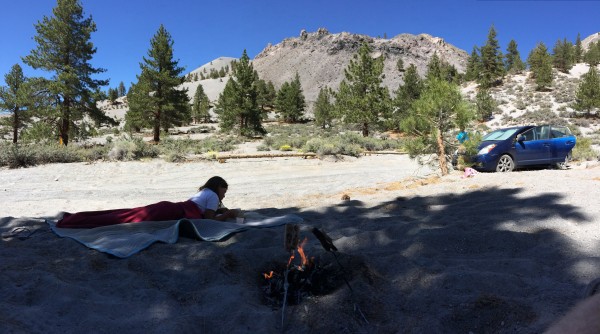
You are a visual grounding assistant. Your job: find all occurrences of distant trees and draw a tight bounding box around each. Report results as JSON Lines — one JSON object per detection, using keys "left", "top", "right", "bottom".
{"left": 335, "top": 42, "right": 391, "bottom": 137}
{"left": 584, "top": 41, "right": 600, "bottom": 67}
{"left": 527, "top": 42, "right": 553, "bottom": 91}
{"left": 314, "top": 87, "right": 335, "bottom": 129}
{"left": 464, "top": 46, "right": 481, "bottom": 81}
{"left": 126, "top": 25, "right": 190, "bottom": 142}
{"left": 552, "top": 38, "right": 575, "bottom": 73}
{"left": 255, "top": 79, "right": 276, "bottom": 114}
{"left": 574, "top": 66, "right": 600, "bottom": 116}
{"left": 0, "top": 64, "right": 32, "bottom": 143}
{"left": 215, "top": 49, "right": 265, "bottom": 136}
{"left": 117, "top": 81, "right": 127, "bottom": 97}
{"left": 475, "top": 88, "right": 496, "bottom": 122}
{"left": 505, "top": 40, "right": 525, "bottom": 74}
{"left": 275, "top": 72, "right": 306, "bottom": 122}
{"left": 392, "top": 63, "right": 422, "bottom": 129}
{"left": 192, "top": 84, "right": 210, "bottom": 123}
{"left": 22, "top": 0, "right": 113, "bottom": 145}
{"left": 478, "top": 25, "right": 505, "bottom": 88}
{"left": 574, "top": 33, "right": 583, "bottom": 63}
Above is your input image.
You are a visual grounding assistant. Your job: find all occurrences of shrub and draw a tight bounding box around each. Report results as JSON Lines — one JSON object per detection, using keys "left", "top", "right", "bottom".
{"left": 572, "top": 137, "right": 598, "bottom": 161}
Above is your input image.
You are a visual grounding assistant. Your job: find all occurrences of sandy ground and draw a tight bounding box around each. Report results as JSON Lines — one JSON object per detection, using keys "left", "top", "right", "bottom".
{"left": 1, "top": 155, "right": 600, "bottom": 333}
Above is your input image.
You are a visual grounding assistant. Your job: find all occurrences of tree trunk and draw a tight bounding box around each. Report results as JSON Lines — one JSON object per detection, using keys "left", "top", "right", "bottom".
{"left": 12, "top": 107, "right": 18, "bottom": 144}
{"left": 436, "top": 128, "right": 448, "bottom": 176}
{"left": 362, "top": 122, "right": 369, "bottom": 137}
{"left": 60, "top": 99, "right": 70, "bottom": 146}
{"left": 153, "top": 114, "right": 160, "bottom": 143}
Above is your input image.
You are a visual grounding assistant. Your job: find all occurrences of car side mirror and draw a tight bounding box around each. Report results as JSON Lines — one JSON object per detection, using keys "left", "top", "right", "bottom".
{"left": 517, "top": 135, "right": 525, "bottom": 142}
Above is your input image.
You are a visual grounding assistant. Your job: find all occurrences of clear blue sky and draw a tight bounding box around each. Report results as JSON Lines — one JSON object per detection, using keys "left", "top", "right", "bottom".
{"left": 1, "top": 0, "right": 598, "bottom": 89}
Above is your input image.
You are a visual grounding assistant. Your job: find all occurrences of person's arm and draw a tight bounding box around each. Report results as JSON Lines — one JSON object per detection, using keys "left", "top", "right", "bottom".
{"left": 203, "top": 208, "right": 238, "bottom": 221}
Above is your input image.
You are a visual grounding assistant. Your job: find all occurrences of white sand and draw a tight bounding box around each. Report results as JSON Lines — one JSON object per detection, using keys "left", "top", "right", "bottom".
{"left": 1, "top": 156, "right": 599, "bottom": 333}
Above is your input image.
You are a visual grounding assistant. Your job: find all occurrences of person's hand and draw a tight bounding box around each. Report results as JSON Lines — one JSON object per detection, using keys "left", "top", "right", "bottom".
{"left": 220, "top": 209, "right": 239, "bottom": 219}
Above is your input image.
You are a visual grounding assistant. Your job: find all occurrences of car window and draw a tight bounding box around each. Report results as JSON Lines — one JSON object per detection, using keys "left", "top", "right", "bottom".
{"left": 482, "top": 128, "right": 520, "bottom": 141}
{"left": 535, "top": 125, "right": 550, "bottom": 140}
{"left": 519, "top": 128, "right": 535, "bottom": 141}
{"left": 550, "top": 126, "right": 572, "bottom": 138}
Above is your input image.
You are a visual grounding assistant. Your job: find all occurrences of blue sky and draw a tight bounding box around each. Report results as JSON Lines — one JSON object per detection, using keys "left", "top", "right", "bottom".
{"left": 1, "top": 0, "right": 598, "bottom": 89}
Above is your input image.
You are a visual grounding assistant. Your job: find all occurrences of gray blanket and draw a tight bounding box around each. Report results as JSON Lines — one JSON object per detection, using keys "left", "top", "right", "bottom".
{"left": 46, "top": 212, "right": 303, "bottom": 258}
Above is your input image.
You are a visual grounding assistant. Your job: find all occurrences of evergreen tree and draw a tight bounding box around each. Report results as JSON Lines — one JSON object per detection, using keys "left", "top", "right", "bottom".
{"left": 505, "top": 39, "right": 526, "bottom": 74}
{"left": 574, "top": 66, "right": 600, "bottom": 116}
{"left": 478, "top": 25, "right": 505, "bottom": 88}
{"left": 215, "top": 49, "right": 265, "bottom": 136}
{"left": 108, "top": 87, "right": 118, "bottom": 103}
{"left": 574, "top": 33, "right": 583, "bottom": 63}
{"left": 584, "top": 41, "right": 600, "bottom": 67}
{"left": 475, "top": 88, "right": 496, "bottom": 121}
{"left": 314, "top": 87, "right": 335, "bottom": 128}
{"left": 117, "top": 81, "right": 126, "bottom": 97}
{"left": 0, "top": 64, "right": 32, "bottom": 143}
{"left": 256, "top": 79, "right": 276, "bottom": 113}
{"left": 127, "top": 24, "right": 190, "bottom": 142}
{"left": 396, "top": 58, "right": 404, "bottom": 72}
{"left": 527, "top": 42, "right": 553, "bottom": 91}
{"left": 426, "top": 53, "right": 460, "bottom": 84}
{"left": 335, "top": 42, "right": 391, "bottom": 137}
{"left": 392, "top": 63, "right": 422, "bottom": 129}
{"left": 553, "top": 38, "right": 574, "bottom": 73}
{"left": 401, "top": 77, "right": 474, "bottom": 176}
{"left": 275, "top": 72, "right": 305, "bottom": 123}
{"left": 464, "top": 46, "right": 480, "bottom": 81}
{"left": 22, "top": 0, "right": 113, "bottom": 145}
{"left": 192, "top": 84, "right": 210, "bottom": 123}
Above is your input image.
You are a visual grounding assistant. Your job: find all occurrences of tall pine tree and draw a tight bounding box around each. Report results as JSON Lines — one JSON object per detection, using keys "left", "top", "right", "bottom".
{"left": 215, "top": 50, "right": 265, "bottom": 136}
{"left": 192, "top": 84, "right": 210, "bottom": 123}
{"left": 22, "top": 0, "right": 112, "bottom": 145}
{"left": 464, "top": 46, "right": 480, "bottom": 81}
{"left": 127, "top": 25, "right": 190, "bottom": 142}
{"left": 392, "top": 63, "right": 422, "bottom": 130}
{"left": 478, "top": 25, "right": 505, "bottom": 88}
{"left": 335, "top": 42, "right": 391, "bottom": 137}
{"left": 552, "top": 38, "right": 574, "bottom": 73}
{"left": 574, "top": 33, "right": 583, "bottom": 63}
{"left": 505, "top": 40, "right": 525, "bottom": 74}
{"left": 575, "top": 66, "right": 600, "bottom": 116}
{"left": 0, "top": 64, "right": 32, "bottom": 143}
{"left": 527, "top": 42, "right": 553, "bottom": 91}
{"left": 314, "top": 87, "right": 335, "bottom": 129}
{"left": 275, "top": 72, "right": 305, "bottom": 123}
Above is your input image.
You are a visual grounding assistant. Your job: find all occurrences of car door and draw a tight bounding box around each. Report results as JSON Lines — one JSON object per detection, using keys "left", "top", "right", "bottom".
{"left": 550, "top": 126, "right": 576, "bottom": 162}
{"left": 514, "top": 126, "right": 551, "bottom": 165}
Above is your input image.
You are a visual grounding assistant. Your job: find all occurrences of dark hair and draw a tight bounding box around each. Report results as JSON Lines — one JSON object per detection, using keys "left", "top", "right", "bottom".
{"left": 198, "top": 176, "right": 228, "bottom": 193}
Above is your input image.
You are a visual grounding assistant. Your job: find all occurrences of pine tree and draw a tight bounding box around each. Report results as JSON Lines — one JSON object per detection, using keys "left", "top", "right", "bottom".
{"left": 0, "top": 64, "right": 32, "bottom": 143}
{"left": 575, "top": 66, "right": 600, "bottom": 116}
{"left": 527, "top": 42, "right": 553, "bottom": 91}
{"left": 464, "top": 46, "right": 480, "bottom": 81}
{"left": 108, "top": 88, "right": 118, "bottom": 103}
{"left": 275, "top": 72, "right": 305, "bottom": 123}
{"left": 553, "top": 38, "right": 574, "bottom": 73}
{"left": 400, "top": 77, "right": 474, "bottom": 176}
{"left": 584, "top": 41, "right": 600, "bottom": 67}
{"left": 392, "top": 63, "right": 422, "bottom": 129}
{"left": 127, "top": 24, "right": 190, "bottom": 142}
{"left": 256, "top": 79, "right": 276, "bottom": 113}
{"left": 505, "top": 40, "right": 525, "bottom": 74}
{"left": 117, "top": 81, "right": 126, "bottom": 97}
{"left": 426, "top": 53, "right": 460, "bottom": 84}
{"left": 314, "top": 87, "right": 334, "bottom": 128}
{"left": 396, "top": 58, "right": 404, "bottom": 72}
{"left": 215, "top": 50, "right": 265, "bottom": 136}
{"left": 478, "top": 25, "right": 505, "bottom": 88}
{"left": 335, "top": 42, "right": 391, "bottom": 137}
{"left": 574, "top": 33, "right": 583, "bottom": 63}
{"left": 475, "top": 88, "right": 496, "bottom": 121}
{"left": 192, "top": 84, "right": 210, "bottom": 123}
{"left": 22, "top": 0, "right": 113, "bottom": 145}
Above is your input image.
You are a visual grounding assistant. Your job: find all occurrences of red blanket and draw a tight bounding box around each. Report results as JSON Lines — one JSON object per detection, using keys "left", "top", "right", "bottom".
{"left": 56, "top": 200, "right": 203, "bottom": 228}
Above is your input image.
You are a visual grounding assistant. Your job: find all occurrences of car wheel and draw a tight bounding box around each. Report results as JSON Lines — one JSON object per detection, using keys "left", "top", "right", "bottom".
{"left": 556, "top": 152, "right": 572, "bottom": 170}
{"left": 496, "top": 154, "right": 514, "bottom": 172}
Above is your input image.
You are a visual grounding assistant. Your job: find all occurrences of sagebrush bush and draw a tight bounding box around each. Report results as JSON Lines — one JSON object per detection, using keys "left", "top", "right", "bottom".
{"left": 572, "top": 137, "right": 598, "bottom": 161}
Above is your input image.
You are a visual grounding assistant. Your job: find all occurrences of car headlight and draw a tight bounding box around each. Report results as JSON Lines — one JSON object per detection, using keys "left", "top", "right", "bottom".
{"left": 478, "top": 144, "right": 496, "bottom": 155}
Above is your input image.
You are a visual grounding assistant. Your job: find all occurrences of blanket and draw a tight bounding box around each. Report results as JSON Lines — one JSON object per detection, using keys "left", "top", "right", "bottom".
{"left": 47, "top": 212, "right": 303, "bottom": 258}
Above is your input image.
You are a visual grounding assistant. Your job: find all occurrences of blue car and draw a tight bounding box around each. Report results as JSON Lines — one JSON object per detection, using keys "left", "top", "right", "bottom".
{"left": 471, "top": 125, "right": 576, "bottom": 172}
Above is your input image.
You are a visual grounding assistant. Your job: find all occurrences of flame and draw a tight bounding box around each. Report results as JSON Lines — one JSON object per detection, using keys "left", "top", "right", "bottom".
{"left": 297, "top": 237, "right": 309, "bottom": 268}
{"left": 263, "top": 271, "right": 274, "bottom": 279}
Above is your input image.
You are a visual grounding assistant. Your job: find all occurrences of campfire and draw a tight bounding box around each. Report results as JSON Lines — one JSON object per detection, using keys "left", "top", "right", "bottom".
{"left": 260, "top": 226, "right": 352, "bottom": 307}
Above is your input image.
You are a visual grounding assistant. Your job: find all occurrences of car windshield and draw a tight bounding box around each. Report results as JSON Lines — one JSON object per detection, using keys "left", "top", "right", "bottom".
{"left": 482, "top": 128, "right": 521, "bottom": 141}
